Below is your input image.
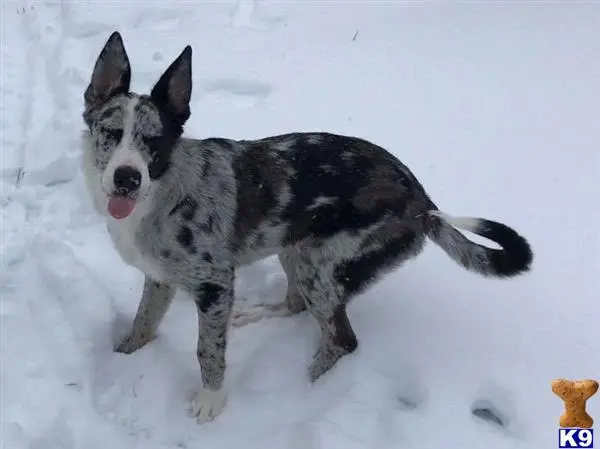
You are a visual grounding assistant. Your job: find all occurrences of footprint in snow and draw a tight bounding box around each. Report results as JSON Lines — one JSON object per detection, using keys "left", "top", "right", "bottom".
{"left": 394, "top": 370, "right": 426, "bottom": 412}
{"left": 64, "top": 21, "right": 112, "bottom": 39}
{"left": 471, "top": 399, "right": 507, "bottom": 428}
{"left": 470, "top": 381, "right": 525, "bottom": 437}
{"left": 132, "top": 9, "right": 192, "bottom": 31}
{"left": 229, "top": 0, "right": 286, "bottom": 32}
{"left": 201, "top": 79, "right": 272, "bottom": 109}
{"left": 373, "top": 361, "right": 426, "bottom": 412}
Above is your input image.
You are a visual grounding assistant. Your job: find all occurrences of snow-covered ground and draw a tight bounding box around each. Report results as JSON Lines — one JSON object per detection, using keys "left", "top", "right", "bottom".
{"left": 1, "top": 1, "right": 599, "bottom": 448}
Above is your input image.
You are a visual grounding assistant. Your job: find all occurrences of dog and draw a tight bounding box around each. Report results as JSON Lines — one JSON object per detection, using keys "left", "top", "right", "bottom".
{"left": 81, "top": 31, "right": 533, "bottom": 424}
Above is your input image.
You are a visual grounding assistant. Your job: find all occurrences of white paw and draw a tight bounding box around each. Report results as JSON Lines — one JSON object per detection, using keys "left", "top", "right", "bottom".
{"left": 231, "top": 303, "right": 290, "bottom": 328}
{"left": 114, "top": 331, "right": 153, "bottom": 354}
{"left": 187, "top": 388, "right": 227, "bottom": 424}
{"left": 231, "top": 305, "right": 267, "bottom": 327}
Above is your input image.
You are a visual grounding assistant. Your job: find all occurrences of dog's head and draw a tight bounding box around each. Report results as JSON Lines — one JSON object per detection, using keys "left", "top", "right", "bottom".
{"left": 82, "top": 31, "right": 192, "bottom": 220}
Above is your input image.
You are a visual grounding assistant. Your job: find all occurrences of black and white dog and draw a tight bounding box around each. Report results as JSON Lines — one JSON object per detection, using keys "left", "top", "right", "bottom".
{"left": 81, "top": 32, "right": 533, "bottom": 423}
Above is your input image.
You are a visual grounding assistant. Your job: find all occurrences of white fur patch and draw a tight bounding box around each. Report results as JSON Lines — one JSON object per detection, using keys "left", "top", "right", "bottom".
{"left": 81, "top": 131, "right": 108, "bottom": 215}
{"left": 188, "top": 387, "right": 228, "bottom": 424}
{"left": 306, "top": 196, "right": 337, "bottom": 210}
{"left": 428, "top": 210, "right": 482, "bottom": 233}
{"left": 231, "top": 302, "right": 293, "bottom": 327}
{"left": 101, "top": 97, "right": 151, "bottom": 199}
{"left": 82, "top": 99, "right": 165, "bottom": 281}
{"left": 105, "top": 197, "right": 165, "bottom": 282}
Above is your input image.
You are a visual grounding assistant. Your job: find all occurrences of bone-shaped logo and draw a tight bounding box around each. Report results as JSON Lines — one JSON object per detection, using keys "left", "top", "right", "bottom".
{"left": 552, "top": 378, "right": 598, "bottom": 429}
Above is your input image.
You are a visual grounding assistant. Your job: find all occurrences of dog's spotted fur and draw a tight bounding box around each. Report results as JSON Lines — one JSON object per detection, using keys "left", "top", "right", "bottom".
{"left": 81, "top": 32, "right": 533, "bottom": 424}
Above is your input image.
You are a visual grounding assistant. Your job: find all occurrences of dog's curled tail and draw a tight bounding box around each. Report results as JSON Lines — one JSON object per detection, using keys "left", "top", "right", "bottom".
{"left": 425, "top": 209, "right": 533, "bottom": 278}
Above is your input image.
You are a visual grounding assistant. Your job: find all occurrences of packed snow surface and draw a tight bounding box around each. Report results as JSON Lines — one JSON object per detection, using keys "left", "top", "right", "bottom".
{"left": 1, "top": 1, "right": 599, "bottom": 448}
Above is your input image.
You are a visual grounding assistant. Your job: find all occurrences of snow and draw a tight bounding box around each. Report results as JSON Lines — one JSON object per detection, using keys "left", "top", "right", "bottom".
{"left": 1, "top": 1, "right": 599, "bottom": 448}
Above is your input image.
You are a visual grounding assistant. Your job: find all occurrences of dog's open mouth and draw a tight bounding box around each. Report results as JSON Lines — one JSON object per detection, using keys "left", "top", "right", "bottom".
{"left": 107, "top": 194, "right": 137, "bottom": 219}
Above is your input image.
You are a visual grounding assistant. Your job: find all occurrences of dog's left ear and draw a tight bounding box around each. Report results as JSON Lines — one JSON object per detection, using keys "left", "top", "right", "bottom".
{"left": 151, "top": 46, "right": 193, "bottom": 125}
{"left": 84, "top": 32, "right": 131, "bottom": 116}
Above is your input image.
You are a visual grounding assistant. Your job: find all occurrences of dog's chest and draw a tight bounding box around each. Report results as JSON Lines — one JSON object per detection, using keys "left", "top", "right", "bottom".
{"left": 107, "top": 217, "right": 165, "bottom": 282}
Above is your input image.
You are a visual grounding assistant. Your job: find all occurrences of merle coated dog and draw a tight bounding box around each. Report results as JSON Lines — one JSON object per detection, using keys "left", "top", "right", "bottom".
{"left": 81, "top": 32, "right": 533, "bottom": 423}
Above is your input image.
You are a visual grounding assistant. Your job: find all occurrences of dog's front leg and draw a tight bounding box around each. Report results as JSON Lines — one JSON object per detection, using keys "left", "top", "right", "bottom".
{"left": 188, "top": 280, "right": 234, "bottom": 424}
{"left": 116, "top": 276, "right": 175, "bottom": 353}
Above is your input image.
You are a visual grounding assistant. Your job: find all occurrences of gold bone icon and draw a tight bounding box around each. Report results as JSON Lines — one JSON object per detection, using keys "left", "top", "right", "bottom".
{"left": 552, "top": 378, "right": 598, "bottom": 429}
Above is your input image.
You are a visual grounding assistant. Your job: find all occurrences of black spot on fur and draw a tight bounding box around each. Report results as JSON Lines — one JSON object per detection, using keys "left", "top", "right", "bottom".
{"left": 176, "top": 226, "right": 196, "bottom": 253}
{"left": 199, "top": 139, "right": 234, "bottom": 178}
{"left": 218, "top": 181, "right": 229, "bottom": 194}
{"left": 199, "top": 215, "right": 215, "bottom": 233}
{"left": 168, "top": 195, "right": 198, "bottom": 221}
{"left": 202, "top": 158, "right": 212, "bottom": 178}
{"left": 146, "top": 136, "right": 173, "bottom": 178}
{"left": 160, "top": 250, "right": 171, "bottom": 259}
{"left": 334, "top": 230, "right": 420, "bottom": 296}
{"left": 229, "top": 131, "right": 418, "bottom": 251}
{"left": 136, "top": 95, "right": 185, "bottom": 180}
{"left": 98, "top": 105, "right": 121, "bottom": 122}
{"left": 254, "top": 232, "right": 266, "bottom": 248}
{"left": 195, "top": 283, "right": 225, "bottom": 313}
{"left": 202, "top": 252, "right": 213, "bottom": 263}
{"left": 277, "top": 133, "right": 414, "bottom": 245}
{"left": 231, "top": 143, "right": 286, "bottom": 250}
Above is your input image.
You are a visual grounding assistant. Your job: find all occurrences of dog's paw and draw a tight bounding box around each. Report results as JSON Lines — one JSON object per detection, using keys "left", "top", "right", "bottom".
{"left": 231, "top": 302, "right": 291, "bottom": 328}
{"left": 308, "top": 358, "right": 329, "bottom": 383}
{"left": 114, "top": 331, "right": 153, "bottom": 354}
{"left": 231, "top": 305, "right": 267, "bottom": 327}
{"left": 186, "top": 388, "right": 227, "bottom": 424}
{"left": 308, "top": 344, "right": 349, "bottom": 382}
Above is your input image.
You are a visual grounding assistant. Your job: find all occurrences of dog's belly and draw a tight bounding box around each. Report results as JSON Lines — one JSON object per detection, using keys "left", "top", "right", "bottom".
{"left": 107, "top": 221, "right": 166, "bottom": 282}
{"left": 236, "top": 245, "right": 282, "bottom": 268}
{"left": 235, "top": 229, "right": 291, "bottom": 268}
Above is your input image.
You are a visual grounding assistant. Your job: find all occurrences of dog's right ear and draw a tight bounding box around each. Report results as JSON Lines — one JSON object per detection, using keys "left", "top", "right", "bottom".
{"left": 84, "top": 32, "right": 131, "bottom": 116}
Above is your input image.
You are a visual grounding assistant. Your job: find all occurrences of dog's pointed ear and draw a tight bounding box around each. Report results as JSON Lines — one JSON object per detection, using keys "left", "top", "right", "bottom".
{"left": 151, "top": 46, "right": 192, "bottom": 125}
{"left": 84, "top": 32, "right": 131, "bottom": 115}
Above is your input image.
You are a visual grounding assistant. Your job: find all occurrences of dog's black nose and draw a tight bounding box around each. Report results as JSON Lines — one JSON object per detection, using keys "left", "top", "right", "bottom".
{"left": 113, "top": 165, "right": 142, "bottom": 194}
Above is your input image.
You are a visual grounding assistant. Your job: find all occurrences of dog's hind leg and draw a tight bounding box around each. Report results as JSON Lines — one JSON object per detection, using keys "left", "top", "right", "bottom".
{"left": 308, "top": 303, "right": 357, "bottom": 382}
{"left": 231, "top": 246, "right": 307, "bottom": 327}
{"left": 115, "top": 276, "right": 175, "bottom": 353}
{"left": 292, "top": 248, "right": 358, "bottom": 382}
{"left": 299, "top": 226, "right": 426, "bottom": 382}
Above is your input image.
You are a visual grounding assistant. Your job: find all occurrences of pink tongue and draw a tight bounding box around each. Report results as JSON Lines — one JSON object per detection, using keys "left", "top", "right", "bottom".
{"left": 108, "top": 197, "right": 136, "bottom": 219}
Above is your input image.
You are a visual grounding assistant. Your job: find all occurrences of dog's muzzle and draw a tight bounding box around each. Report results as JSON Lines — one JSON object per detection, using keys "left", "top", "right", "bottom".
{"left": 107, "top": 165, "right": 142, "bottom": 220}
{"left": 113, "top": 165, "right": 142, "bottom": 195}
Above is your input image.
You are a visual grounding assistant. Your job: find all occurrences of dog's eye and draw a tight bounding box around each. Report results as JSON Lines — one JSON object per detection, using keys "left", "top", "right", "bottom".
{"left": 105, "top": 129, "right": 123, "bottom": 142}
